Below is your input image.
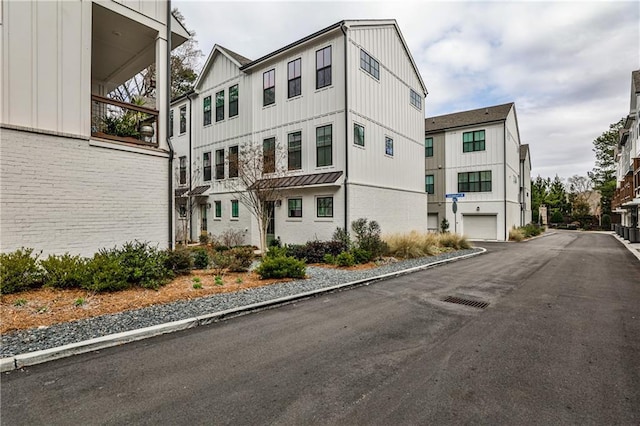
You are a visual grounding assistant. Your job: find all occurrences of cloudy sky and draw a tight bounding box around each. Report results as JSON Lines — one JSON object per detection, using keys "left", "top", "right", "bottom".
{"left": 173, "top": 0, "right": 639, "bottom": 180}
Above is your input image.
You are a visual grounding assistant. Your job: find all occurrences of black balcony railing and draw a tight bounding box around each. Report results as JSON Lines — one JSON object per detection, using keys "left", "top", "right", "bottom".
{"left": 91, "top": 95, "right": 159, "bottom": 146}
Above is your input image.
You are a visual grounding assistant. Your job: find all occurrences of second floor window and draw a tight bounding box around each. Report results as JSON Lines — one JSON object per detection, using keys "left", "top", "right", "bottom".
{"left": 425, "top": 137, "right": 433, "bottom": 157}
{"left": 354, "top": 124, "right": 365, "bottom": 147}
{"left": 229, "top": 85, "right": 238, "bottom": 117}
{"left": 288, "top": 58, "right": 302, "bottom": 98}
{"left": 179, "top": 106, "right": 186, "bottom": 134}
{"left": 169, "top": 110, "right": 174, "bottom": 137}
{"left": 410, "top": 89, "right": 422, "bottom": 110}
{"left": 216, "top": 91, "right": 224, "bottom": 122}
{"left": 263, "top": 137, "right": 275, "bottom": 173}
{"left": 288, "top": 131, "right": 302, "bottom": 170}
{"left": 316, "top": 125, "right": 332, "bottom": 167}
{"left": 316, "top": 46, "right": 331, "bottom": 89}
{"left": 360, "top": 50, "right": 379, "bottom": 80}
{"left": 385, "top": 137, "right": 394, "bottom": 156}
{"left": 425, "top": 175, "right": 434, "bottom": 194}
{"left": 179, "top": 156, "right": 187, "bottom": 185}
{"left": 215, "top": 149, "right": 225, "bottom": 180}
{"left": 458, "top": 170, "right": 492, "bottom": 192}
{"left": 263, "top": 69, "right": 275, "bottom": 106}
{"left": 463, "top": 130, "right": 485, "bottom": 152}
{"left": 203, "top": 152, "right": 211, "bottom": 181}
{"left": 229, "top": 145, "right": 239, "bottom": 178}
{"left": 203, "top": 96, "right": 212, "bottom": 126}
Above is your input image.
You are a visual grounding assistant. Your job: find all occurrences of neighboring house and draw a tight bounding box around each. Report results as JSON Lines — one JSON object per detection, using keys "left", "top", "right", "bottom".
{"left": 612, "top": 69, "right": 640, "bottom": 233}
{"left": 0, "top": 0, "right": 189, "bottom": 256}
{"left": 425, "top": 103, "right": 531, "bottom": 241}
{"left": 171, "top": 20, "right": 428, "bottom": 246}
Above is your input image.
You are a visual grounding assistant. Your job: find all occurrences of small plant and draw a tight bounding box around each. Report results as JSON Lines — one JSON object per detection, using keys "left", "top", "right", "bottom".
{"left": 13, "top": 298, "right": 27, "bottom": 307}
{"left": 440, "top": 218, "right": 450, "bottom": 233}
{"left": 192, "top": 277, "right": 201, "bottom": 283}
{"left": 227, "top": 247, "right": 254, "bottom": 272}
{"left": 269, "top": 237, "right": 282, "bottom": 248}
{"left": 351, "top": 218, "right": 387, "bottom": 260}
{"left": 199, "top": 233, "right": 210, "bottom": 245}
{"left": 210, "top": 250, "right": 232, "bottom": 276}
{"left": 265, "top": 245, "right": 289, "bottom": 259}
{"left": 351, "top": 248, "right": 372, "bottom": 264}
{"left": 192, "top": 282, "right": 202, "bottom": 289}
{"left": 332, "top": 227, "right": 352, "bottom": 250}
{"left": 36, "top": 305, "right": 48, "bottom": 314}
{"left": 214, "top": 276, "right": 224, "bottom": 286}
{"left": 323, "top": 253, "right": 336, "bottom": 264}
{"left": 74, "top": 297, "right": 85, "bottom": 307}
{"left": 509, "top": 228, "right": 525, "bottom": 242}
{"left": 235, "top": 277, "right": 243, "bottom": 284}
{"left": 255, "top": 256, "right": 306, "bottom": 279}
{"left": 165, "top": 247, "right": 193, "bottom": 275}
{"left": 335, "top": 251, "right": 355, "bottom": 267}
{"left": 41, "top": 253, "right": 88, "bottom": 289}
{"left": 0, "top": 248, "right": 43, "bottom": 294}
{"left": 83, "top": 251, "right": 130, "bottom": 292}
{"left": 192, "top": 247, "right": 210, "bottom": 269}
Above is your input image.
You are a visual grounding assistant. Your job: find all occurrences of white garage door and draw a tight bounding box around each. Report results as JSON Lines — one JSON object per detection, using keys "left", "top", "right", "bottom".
{"left": 463, "top": 214, "right": 497, "bottom": 240}
{"left": 427, "top": 213, "right": 439, "bottom": 231}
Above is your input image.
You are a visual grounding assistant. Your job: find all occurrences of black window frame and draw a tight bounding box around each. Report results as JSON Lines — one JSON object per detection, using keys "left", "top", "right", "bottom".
{"left": 410, "top": 89, "right": 422, "bottom": 110}
{"left": 385, "top": 137, "right": 394, "bottom": 156}
{"left": 316, "top": 46, "right": 332, "bottom": 89}
{"left": 215, "top": 90, "right": 224, "bottom": 122}
{"left": 317, "top": 196, "right": 333, "bottom": 218}
{"left": 229, "top": 84, "right": 238, "bottom": 117}
{"left": 263, "top": 137, "right": 275, "bottom": 173}
{"left": 179, "top": 106, "right": 186, "bottom": 134}
{"left": 354, "top": 123, "right": 365, "bottom": 147}
{"left": 203, "top": 151, "right": 211, "bottom": 181}
{"left": 288, "top": 198, "right": 302, "bottom": 218}
{"left": 263, "top": 69, "right": 275, "bottom": 106}
{"left": 360, "top": 49, "right": 380, "bottom": 80}
{"left": 458, "top": 170, "right": 492, "bottom": 193}
{"left": 288, "top": 131, "right": 302, "bottom": 170}
{"left": 425, "top": 137, "right": 433, "bottom": 157}
{"left": 316, "top": 125, "right": 332, "bottom": 167}
{"left": 463, "top": 130, "right": 486, "bottom": 152}
{"left": 228, "top": 145, "right": 239, "bottom": 178}
{"left": 203, "top": 96, "right": 212, "bottom": 126}
{"left": 288, "top": 58, "right": 302, "bottom": 98}
{"left": 215, "top": 149, "right": 225, "bottom": 180}
{"left": 179, "top": 156, "right": 187, "bottom": 185}
{"left": 425, "top": 174, "right": 434, "bottom": 194}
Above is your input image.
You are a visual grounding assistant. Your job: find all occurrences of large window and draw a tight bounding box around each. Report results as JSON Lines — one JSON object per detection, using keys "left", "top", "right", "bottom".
{"left": 263, "top": 69, "right": 275, "bottom": 106}
{"left": 317, "top": 197, "right": 333, "bottom": 218}
{"left": 425, "top": 175, "right": 434, "bottom": 194}
{"left": 463, "top": 130, "right": 485, "bottom": 152}
{"left": 203, "top": 96, "right": 212, "bottom": 126}
{"left": 410, "top": 89, "right": 422, "bottom": 110}
{"left": 316, "top": 125, "right": 332, "bottom": 167}
{"left": 203, "top": 152, "right": 211, "bottom": 181}
{"left": 458, "top": 171, "right": 492, "bottom": 192}
{"left": 425, "top": 137, "right": 433, "bottom": 157}
{"left": 231, "top": 200, "right": 239, "bottom": 218}
{"left": 215, "top": 149, "right": 225, "bottom": 180}
{"left": 360, "top": 50, "right": 380, "bottom": 80}
{"left": 229, "top": 145, "right": 239, "bottom": 178}
{"left": 354, "top": 124, "right": 365, "bottom": 147}
{"left": 385, "top": 137, "right": 394, "bottom": 156}
{"left": 316, "top": 46, "right": 332, "bottom": 89}
{"left": 288, "top": 58, "right": 301, "bottom": 98}
{"left": 179, "top": 156, "right": 187, "bottom": 185}
{"left": 263, "top": 137, "right": 275, "bottom": 173}
{"left": 229, "top": 85, "right": 238, "bottom": 117}
{"left": 179, "top": 106, "right": 186, "bottom": 134}
{"left": 169, "top": 110, "right": 174, "bottom": 137}
{"left": 288, "top": 131, "right": 302, "bottom": 170}
{"left": 214, "top": 200, "right": 222, "bottom": 218}
{"left": 215, "top": 90, "right": 224, "bottom": 122}
{"left": 288, "top": 198, "right": 302, "bottom": 218}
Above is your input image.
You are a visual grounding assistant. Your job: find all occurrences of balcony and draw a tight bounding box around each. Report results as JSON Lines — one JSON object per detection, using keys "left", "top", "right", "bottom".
{"left": 612, "top": 173, "right": 634, "bottom": 210}
{"left": 91, "top": 95, "right": 158, "bottom": 146}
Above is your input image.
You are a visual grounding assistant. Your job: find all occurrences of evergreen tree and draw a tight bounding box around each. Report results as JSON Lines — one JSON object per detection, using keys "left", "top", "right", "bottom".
{"left": 588, "top": 118, "right": 624, "bottom": 216}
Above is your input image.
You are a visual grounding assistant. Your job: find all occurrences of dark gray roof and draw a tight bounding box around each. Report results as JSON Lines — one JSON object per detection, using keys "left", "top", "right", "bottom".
{"left": 425, "top": 103, "right": 514, "bottom": 133}
{"left": 520, "top": 144, "right": 529, "bottom": 161}
{"left": 188, "top": 185, "right": 210, "bottom": 196}
{"left": 633, "top": 70, "right": 640, "bottom": 93}
{"left": 218, "top": 45, "right": 252, "bottom": 66}
{"left": 249, "top": 171, "right": 343, "bottom": 190}
{"left": 175, "top": 187, "right": 189, "bottom": 197}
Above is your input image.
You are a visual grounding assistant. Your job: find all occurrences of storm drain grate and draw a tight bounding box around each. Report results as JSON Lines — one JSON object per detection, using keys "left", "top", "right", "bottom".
{"left": 443, "top": 296, "right": 489, "bottom": 309}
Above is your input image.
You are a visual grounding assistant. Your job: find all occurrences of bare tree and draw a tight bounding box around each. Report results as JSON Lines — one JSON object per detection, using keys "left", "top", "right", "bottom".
{"left": 224, "top": 142, "right": 287, "bottom": 253}
{"left": 174, "top": 161, "right": 201, "bottom": 245}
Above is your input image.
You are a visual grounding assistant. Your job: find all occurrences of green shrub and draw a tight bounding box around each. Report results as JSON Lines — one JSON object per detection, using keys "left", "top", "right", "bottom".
{"left": 287, "top": 240, "right": 346, "bottom": 263}
{"left": 522, "top": 223, "right": 542, "bottom": 238}
{"left": 41, "top": 253, "right": 88, "bottom": 289}
{"left": 255, "top": 256, "right": 306, "bottom": 279}
{"left": 83, "top": 252, "right": 130, "bottom": 292}
{"left": 199, "top": 234, "right": 210, "bottom": 244}
{"left": 228, "top": 247, "right": 254, "bottom": 272}
{"left": 214, "top": 245, "right": 230, "bottom": 252}
{"left": 210, "top": 250, "right": 232, "bottom": 276}
{"left": 550, "top": 211, "right": 564, "bottom": 224}
{"left": 114, "top": 241, "right": 170, "bottom": 289}
{"left": 323, "top": 253, "right": 336, "bottom": 264}
{"left": 0, "top": 248, "right": 42, "bottom": 294}
{"left": 601, "top": 214, "right": 611, "bottom": 229}
{"left": 351, "top": 218, "right": 387, "bottom": 260}
{"left": 332, "top": 227, "right": 352, "bottom": 250}
{"left": 192, "top": 247, "right": 210, "bottom": 269}
{"left": 269, "top": 237, "right": 282, "bottom": 248}
{"left": 265, "top": 245, "right": 289, "bottom": 259}
{"left": 335, "top": 251, "right": 355, "bottom": 267}
{"left": 165, "top": 247, "right": 193, "bottom": 275}
{"left": 440, "top": 218, "right": 450, "bottom": 233}
{"left": 351, "top": 248, "right": 372, "bottom": 264}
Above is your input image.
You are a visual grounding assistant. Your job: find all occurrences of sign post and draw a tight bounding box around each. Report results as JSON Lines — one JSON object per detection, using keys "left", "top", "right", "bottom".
{"left": 446, "top": 193, "right": 464, "bottom": 234}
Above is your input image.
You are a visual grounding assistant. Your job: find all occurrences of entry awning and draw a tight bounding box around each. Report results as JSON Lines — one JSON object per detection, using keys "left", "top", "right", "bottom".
{"left": 188, "top": 185, "right": 211, "bottom": 196}
{"left": 248, "top": 171, "right": 343, "bottom": 190}
{"left": 175, "top": 187, "right": 188, "bottom": 197}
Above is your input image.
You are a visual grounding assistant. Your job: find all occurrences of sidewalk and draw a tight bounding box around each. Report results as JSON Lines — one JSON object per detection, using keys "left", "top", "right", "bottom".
{"left": 610, "top": 231, "right": 640, "bottom": 261}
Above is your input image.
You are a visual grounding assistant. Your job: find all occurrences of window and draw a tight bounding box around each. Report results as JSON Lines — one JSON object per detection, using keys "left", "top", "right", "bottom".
{"left": 263, "top": 69, "right": 275, "bottom": 106}
{"left": 229, "top": 85, "right": 238, "bottom": 117}
{"left": 179, "top": 156, "right": 187, "bottom": 185}
{"left": 179, "top": 106, "right": 186, "bottom": 134}
{"left": 425, "top": 174, "right": 434, "bottom": 194}
{"left": 425, "top": 137, "right": 433, "bottom": 157}
{"left": 360, "top": 50, "right": 380, "bottom": 80}
{"left": 458, "top": 171, "right": 492, "bottom": 192}
{"left": 316, "top": 125, "right": 332, "bottom": 167}
{"left": 215, "top": 149, "right": 225, "bottom": 180}
{"left": 215, "top": 90, "right": 224, "bottom": 122}
{"left": 288, "top": 58, "right": 301, "bottom": 98}
{"left": 231, "top": 200, "right": 239, "bottom": 218}
{"left": 385, "top": 137, "right": 394, "bottom": 156}
{"left": 316, "top": 46, "right": 332, "bottom": 89}
{"left": 288, "top": 131, "right": 302, "bottom": 170}
{"left": 229, "top": 145, "right": 239, "bottom": 178}
{"left": 214, "top": 200, "right": 222, "bottom": 218}
{"left": 410, "top": 89, "right": 422, "bottom": 110}
{"left": 317, "top": 197, "right": 333, "bottom": 218}
{"left": 263, "top": 137, "right": 275, "bottom": 173}
{"left": 354, "top": 124, "right": 365, "bottom": 147}
{"left": 178, "top": 201, "right": 187, "bottom": 218}
{"left": 288, "top": 198, "right": 302, "bottom": 218}
{"left": 463, "top": 130, "right": 485, "bottom": 152}
{"left": 203, "top": 96, "right": 212, "bottom": 126}
{"left": 169, "top": 110, "right": 174, "bottom": 137}
{"left": 203, "top": 152, "right": 211, "bottom": 181}
{"left": 200, "top": 204, "right": 208, "bottom": 232}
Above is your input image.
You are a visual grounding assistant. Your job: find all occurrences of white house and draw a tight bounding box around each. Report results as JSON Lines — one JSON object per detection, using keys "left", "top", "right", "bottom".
{"left": 425, "top": 103, "right": 531, "bottom": 241}
{"left": 0, "top": 0, "right": 189, "bottom": 256}
{"left": 171, "top": 20, "right": 428, "bottom": 246}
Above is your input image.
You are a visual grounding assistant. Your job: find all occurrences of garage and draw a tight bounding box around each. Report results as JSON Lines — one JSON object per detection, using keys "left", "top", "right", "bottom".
{"left": 427, "top": 213, "right": 439, "bottom": 232}
{"left": 463, "top": 214, "right": 497, "bottom": 240}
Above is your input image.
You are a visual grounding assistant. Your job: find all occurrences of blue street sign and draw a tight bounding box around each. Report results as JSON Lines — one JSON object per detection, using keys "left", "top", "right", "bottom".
{"left": 445, "top": 193, "right": 465, "bottom": 199}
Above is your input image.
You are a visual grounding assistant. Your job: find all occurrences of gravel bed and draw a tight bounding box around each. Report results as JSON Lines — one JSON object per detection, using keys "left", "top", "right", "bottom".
{"left": 1, "top": 248, "right": 482, "bottom": 357}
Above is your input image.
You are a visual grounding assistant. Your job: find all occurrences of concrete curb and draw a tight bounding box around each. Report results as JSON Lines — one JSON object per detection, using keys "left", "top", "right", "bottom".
{"left": 1, "top": 248, "right": 487, "bottom": 372}
{"left": 610, "top": 232, "right": 640, "bottom": 262}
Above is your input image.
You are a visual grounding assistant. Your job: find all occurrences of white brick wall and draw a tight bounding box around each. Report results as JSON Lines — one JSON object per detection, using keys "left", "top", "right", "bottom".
{"left": 0, "top": 129, "right": 170, "bottom": 257}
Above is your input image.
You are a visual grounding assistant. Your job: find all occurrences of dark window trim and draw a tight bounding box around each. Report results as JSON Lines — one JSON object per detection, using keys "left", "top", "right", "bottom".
{"left": 316, "top": 124, "right": 333, "bottom": 167}
{"left": 458, "top": 170, "right": 492, "bottom": 193}
{"left": 215, "top": 148, "right": 225, "bottom": 180}
{"left": 316, "top": 46, "right": 332, "bottom": 89}
{"left": 288, "top": 131, "right": 302, "bottom": 170}
{"left": 203, "top": 151, "right": 211, "bottom": 182}
{"left": 263, "top": 69, "right": 275, "bottom": 106}
{"left": 385, "top": 136, "right": 394, "bottom": 156}
{"left": 288, "top": 58, "right": 302, "bottom": 98}
{"left": 179, "top": 106, "right": 187, "bottom": 134}
{"left": 354, "top": 123, "right": 365, "bottom": 147}
{"left": 229, "top": 84, "right": 238, "bottom": 117}
{"left": 263, "top": 137, "right": 276, "bottom": 173}
{"left": 317, "top": 196, "right": 333, "bottom": 218}
{"left": 179, "top": 156, "right": 187, "bottom": 185}
{"left": 425, "top": 174, "right": 434, "bottom": 194}
{"left": 288, "top": 198, "right": 302, "bottom": 218}
{"left": 425, "top": 137, "right": 433, "bottom": 157}
{"left": 229, "top": 145, "right": 239, "bottom": 178}
{"left": 463, "top": 130, "right": 486, "bottom": 152}
{"left": 203, "top": 95, "right": 212, "bottom": 126}
{"left": 169, "top": 110, "right": 174, "bottom": 137}
{"left": 215, "top": 90, "right": 224, "bottom": 122}
{"left": 360, "top": 49, "right": 380, "bottom": 80}
{"left": 410, "top": 89, "right": 422, "bottom": 110}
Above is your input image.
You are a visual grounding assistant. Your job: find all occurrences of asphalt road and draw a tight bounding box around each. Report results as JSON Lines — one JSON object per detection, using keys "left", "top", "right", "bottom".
{"left": 2, "top": 231, "right": 639, "bottom": 425}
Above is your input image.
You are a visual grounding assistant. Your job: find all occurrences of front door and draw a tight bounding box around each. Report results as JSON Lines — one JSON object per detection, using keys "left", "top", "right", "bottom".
{"left": 265, "top": 201, "right": 275, "bottom": 245}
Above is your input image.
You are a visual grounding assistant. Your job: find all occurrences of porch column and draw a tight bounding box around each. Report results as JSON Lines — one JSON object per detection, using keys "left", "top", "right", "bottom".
{"left": 155, "top": 33, "right": 169, "bottom": 150}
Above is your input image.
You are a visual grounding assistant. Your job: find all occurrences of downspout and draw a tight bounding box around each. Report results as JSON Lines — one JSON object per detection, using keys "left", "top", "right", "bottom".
{"left": 341, "top": 23, "right": 349, "bottom": 232}
{"left": 503, "top": 122, "right": 507, "bottom": 241}
{"left": 167, "top": 1, "right": 174, "bottom": 249}
{"left": 187, "top": 94, "right": 193, "bottom": 242}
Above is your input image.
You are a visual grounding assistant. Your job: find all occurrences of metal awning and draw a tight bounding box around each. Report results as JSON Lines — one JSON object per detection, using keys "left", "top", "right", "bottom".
{"left": 188, "top": 185, "right": 211, "bottom": 196}
{"left": 248, "top": 171, "right": 343, "bottom": 190}
{"left": 175, "top": 187, "right": 188, "bottom": 197}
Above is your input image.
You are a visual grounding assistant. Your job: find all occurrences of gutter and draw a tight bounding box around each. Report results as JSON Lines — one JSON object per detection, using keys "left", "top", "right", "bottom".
{"left": 187, "top": 93, "right": 193, "bottom": 242}
{"left": 503, "top": 121, "right": 507, "bottom": 241}
{"left": 167, "top": 0, "right": 174, "bottom": 250}
{"left": 341, "top": 24, "right": 349, "bottom": 232}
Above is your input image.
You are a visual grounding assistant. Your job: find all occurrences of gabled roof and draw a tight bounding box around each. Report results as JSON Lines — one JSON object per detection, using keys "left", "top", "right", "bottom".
{"left": 194, "top": 45, "right": 252, "bottom": 90}
{"left": 425, "top": 103, "right": 514, "bottom": 133}
{"left": 520, "top": 144, "right": 530, "bottom": 161}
